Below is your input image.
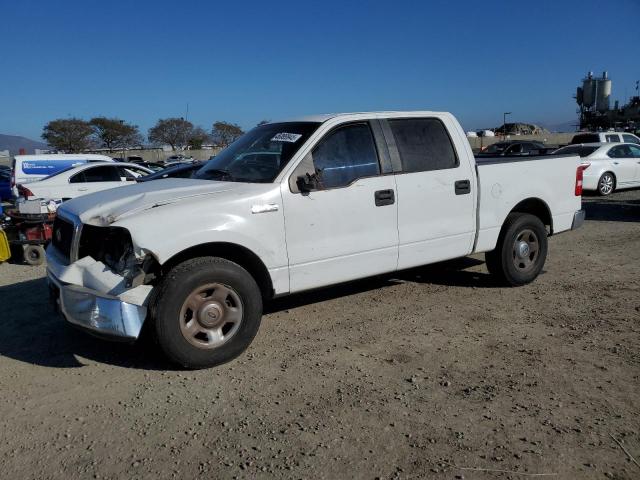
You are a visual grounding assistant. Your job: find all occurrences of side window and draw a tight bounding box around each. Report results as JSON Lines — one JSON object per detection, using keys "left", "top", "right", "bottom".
{"left": 118, "top": 166, "right": 149, "bottom": 180}
{"left": 310, "top": 123, "right": 380, "bottom": 189}
{"left": 628, "top": 145, "right": 640, "bottom": 157}
{"left": 507, "top": 144, "right": 523, "bottom": 154}
{"left": 69, "top": 172, "right": 86, "bottom": 183}
{"left": 605, "top": 134, "right": 620, "bottom": 142}
{"left": 82, "top": 166, "right": 121, "bottom": 182}
{"left": 607, "top": 146, "right": 623, "bottom": 158}
{"left": 389, "top": 118, "right": 458, "bottom": 172}
{"left": 623, "top": 134, "right": 640, "bottom": 145}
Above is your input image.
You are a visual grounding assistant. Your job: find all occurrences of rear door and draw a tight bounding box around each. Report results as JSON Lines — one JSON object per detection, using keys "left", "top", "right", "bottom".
{"left": 382, "top": 117, "right": 476, "bottom": 269}
{"left": 69, "top": 165, "right": 122, "bottom": 196}
{"left": 282, "top": 121, "right": 399, "bottom": 292}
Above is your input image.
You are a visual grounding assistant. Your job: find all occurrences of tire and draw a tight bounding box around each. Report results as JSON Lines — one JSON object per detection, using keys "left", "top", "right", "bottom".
{"left": 23, "top": 244, "right": 46, "bottom": 266}
{"left": 597, "top": 172, "right": 615, "bottom": 196}
{"left": 151, "top": 257, "right": 263, "bottom": 369}
{"left": 485, "top": 213, "right": 548, "bottom": 286}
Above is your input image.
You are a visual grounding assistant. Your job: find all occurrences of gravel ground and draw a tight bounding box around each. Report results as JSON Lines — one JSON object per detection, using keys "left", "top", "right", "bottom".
{"left": 0, "top": 190, "right": 638, "bottom": 480}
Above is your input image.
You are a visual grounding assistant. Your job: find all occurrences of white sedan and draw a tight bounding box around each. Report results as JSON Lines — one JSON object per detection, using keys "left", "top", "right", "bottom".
{"left": 17, "top": 162, "right": 154, "bottom": 200}
{"left": 554, "top": 143, "right": 640, "bottom": 195}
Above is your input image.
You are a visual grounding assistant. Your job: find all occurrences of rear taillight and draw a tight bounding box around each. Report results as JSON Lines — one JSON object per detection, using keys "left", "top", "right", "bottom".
{"left": 17, "top": 184, "right": 34, "bottom": 198}
{"left": 575, "top": 163, "right": 590, "bottom": 196}
{"left": 10, "top": 170, "right": 15, "bottom": 187}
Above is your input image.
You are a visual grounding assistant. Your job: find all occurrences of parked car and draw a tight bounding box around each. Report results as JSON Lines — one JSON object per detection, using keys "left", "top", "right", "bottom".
{"left": 137, "top": 161, "right": 203, "bottom": 182}
{"left": 476, "top": 140, "right": 554, "bottom": 157}
{"left": 570, "top": 132, "right": 640, "bottom": 145}
{"left": 17, "top": 162, "right": 153, "bottom": 201}
{"left": 554, "top": 142, "right": 640, "bottom": 195}
{"left": 130, "top": 161, "right": 165, "bottom": 172}
{"left": 48, "top": 111, "right": 584, "bottom": 369}
{"left": 0, "top": 170, "right": 11, "bottom": 200}
{"left": 11, "top": 154, "right": 115, "bottom": 197}
{"left": 165, "top": 154, "right": 194, "bottom": 164}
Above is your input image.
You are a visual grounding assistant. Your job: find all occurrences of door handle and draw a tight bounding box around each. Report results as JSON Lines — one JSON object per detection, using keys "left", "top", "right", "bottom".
{"left": 374, "top": 189, "right": 395, "bottom": 206}
{"left": 78, "top": 187, "right": 88, "bottom": 191}
{"left": 454, "top": 180, "right": 471, "bottom": 195}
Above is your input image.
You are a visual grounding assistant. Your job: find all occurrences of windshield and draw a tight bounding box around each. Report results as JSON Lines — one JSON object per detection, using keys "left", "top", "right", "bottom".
{"left": 195, "top": 122, "right": 321, "bottom": 182}
{"left": 554, "top": 145, "right": 598, "bottom": 157}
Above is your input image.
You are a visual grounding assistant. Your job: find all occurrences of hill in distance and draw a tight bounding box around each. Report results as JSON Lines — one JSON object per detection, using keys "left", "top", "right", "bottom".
{"left": 0, "top": 134, "right": 49, "bottom": 155}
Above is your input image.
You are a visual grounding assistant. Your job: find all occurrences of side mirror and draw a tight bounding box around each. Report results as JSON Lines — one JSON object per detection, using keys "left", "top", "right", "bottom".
{"left": 296, "top": 173, "right": 318, "bottom": 195}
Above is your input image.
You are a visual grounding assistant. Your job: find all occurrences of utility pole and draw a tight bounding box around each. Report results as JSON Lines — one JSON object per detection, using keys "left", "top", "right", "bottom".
{"left": 503, "top": 112, "right": 511, "bottom": 139}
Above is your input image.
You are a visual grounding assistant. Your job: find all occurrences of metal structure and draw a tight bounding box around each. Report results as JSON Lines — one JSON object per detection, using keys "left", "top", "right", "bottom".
{"left": 576, "top": 71, "right": 640, "bottom": 133}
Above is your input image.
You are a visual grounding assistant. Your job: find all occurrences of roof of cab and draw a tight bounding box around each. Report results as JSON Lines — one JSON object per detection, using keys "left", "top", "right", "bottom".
{"left": 282, "top": 110, "right": 448, "bottom": 123}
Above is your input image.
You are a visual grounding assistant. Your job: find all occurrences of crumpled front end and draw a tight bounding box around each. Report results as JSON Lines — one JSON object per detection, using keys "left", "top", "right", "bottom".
{"left": 47, "top": 212, "right": 156, "bottom": 341}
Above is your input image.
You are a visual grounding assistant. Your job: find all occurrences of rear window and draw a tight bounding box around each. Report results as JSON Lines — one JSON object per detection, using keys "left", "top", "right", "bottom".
{"left": 554, "top": 145, "right": 598, "bottom": 157}
{"left": 570, "top": 134, "right": 599, "bottom": 144}
{"left": 389, "top": 118, "right": 458, "bottom": 172}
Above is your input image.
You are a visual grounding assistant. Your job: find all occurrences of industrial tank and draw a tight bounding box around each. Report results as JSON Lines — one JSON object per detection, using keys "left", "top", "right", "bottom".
{"left": 582, "top": 72, "right": 595, "bottom": 107}
{"left": 596, "top": 72, "right": 611, "bottom": 113}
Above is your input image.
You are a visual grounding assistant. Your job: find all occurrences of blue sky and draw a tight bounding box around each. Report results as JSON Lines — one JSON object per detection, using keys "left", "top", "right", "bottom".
{"left": 1, "top": 0, "right": 639, "bottom": 140}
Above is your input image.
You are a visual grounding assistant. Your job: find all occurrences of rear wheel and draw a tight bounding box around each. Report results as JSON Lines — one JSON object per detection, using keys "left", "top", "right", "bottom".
{"left": 151, "top": 257, "right": 263, "bottom": 369}
{"left": 23, "top": 244, "right": 45, "bottom": 266}
{"left": 597, "top": 172, "right": 615, "bottom": 196}
{"left": 485, "top": 213, "right": 548, "bottom": 286}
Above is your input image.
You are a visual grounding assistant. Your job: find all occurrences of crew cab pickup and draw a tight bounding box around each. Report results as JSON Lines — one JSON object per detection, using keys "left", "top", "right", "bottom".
{"left": 47, "top": 111, "right": 585, "bottom": 369}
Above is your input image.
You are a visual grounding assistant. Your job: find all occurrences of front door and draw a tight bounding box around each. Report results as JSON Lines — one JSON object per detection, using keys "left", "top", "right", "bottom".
{"left": 281, "top": 122, "right": 399, "bottom": 293}
{"left": 608, "top": 144, "right": 638, "bottom": 186}
{"left": 627, "top": 144, "right": 640, "bottom": 183}
{"left": 381, "top": 117, "right": 476, "bottom": 269}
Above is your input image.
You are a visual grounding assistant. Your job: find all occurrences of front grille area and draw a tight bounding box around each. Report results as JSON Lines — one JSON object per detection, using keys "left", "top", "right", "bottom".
{"left": 52, "top": 216, "right": 74, "bottom": 261}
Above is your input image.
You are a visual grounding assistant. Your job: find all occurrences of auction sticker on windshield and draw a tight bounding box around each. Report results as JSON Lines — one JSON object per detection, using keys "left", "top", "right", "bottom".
{"left": 271, "top": 133, "right": 302, "bottom": 143}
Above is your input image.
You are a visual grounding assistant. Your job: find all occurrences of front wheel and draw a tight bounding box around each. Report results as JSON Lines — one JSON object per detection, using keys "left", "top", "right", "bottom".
{"left": 151, "top": 257, "right": 263, "bottom": 369}
{"left": 485, "top": 213, "right": 548, "bottom": 286}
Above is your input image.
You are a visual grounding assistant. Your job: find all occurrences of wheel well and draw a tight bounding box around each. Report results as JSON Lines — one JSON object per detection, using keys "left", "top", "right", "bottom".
{"left": 510, "top": 198, "right": 553, "bottom": 234}
{"left": 161, "top": 242, "right": 274, "bottom": 300}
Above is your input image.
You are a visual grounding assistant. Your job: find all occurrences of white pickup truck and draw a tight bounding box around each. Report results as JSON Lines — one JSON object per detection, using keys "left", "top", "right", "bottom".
{"left": 47, "top": 111, "right": 585, "bottom": 369}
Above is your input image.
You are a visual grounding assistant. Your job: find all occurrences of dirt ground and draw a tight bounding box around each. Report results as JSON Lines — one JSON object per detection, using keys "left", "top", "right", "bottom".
{"left": 0, "top": 190, "right": 638, "bottom": 480}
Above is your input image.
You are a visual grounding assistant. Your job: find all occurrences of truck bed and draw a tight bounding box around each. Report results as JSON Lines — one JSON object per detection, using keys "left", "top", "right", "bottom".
{"left": 472, "top": 154, "right": 582, "bottom": 254}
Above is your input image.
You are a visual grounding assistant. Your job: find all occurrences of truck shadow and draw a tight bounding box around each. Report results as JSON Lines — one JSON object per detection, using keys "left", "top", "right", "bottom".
{"left": 582, "top": 198, "right": 640, "bottom": 222}
{"left": 265, "top": 257, "right": 496, "bottom": 314}
{"left": 0, "top": 257, "right": 494, "bottom": 369}
{"left": 0, "top": 277, "right": 174, "bottom": 370}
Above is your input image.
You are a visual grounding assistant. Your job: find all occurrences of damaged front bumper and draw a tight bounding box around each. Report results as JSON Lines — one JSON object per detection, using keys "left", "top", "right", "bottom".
{"left": 47, "top": 246, "right": 153, "bottom": 341}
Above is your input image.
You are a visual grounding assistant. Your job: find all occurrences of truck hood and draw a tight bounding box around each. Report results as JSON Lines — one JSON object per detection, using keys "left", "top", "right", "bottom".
{"left": 60, "top": 178, "right": 242, "bottom": 226}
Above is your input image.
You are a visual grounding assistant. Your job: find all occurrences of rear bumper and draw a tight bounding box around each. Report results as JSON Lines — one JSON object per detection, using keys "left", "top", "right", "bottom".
{"left": 571, "top": 209, "right": 585, "bottom": 230}
{"left": 48, "top": 270, "right": 147, "bottom": 341}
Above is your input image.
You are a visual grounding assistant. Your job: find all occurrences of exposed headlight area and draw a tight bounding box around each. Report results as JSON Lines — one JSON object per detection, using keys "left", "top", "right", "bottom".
{"left": 79, "top": 225, "right": 134, "bottom": 273}
{"left": 77, "top": 225, "right": 155, "bottom": 287}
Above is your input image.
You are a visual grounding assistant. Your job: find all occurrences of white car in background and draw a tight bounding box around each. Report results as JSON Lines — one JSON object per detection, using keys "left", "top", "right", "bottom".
{"left": 17, "top": 162, "right": 153, "bottom": 201}
{"left": 554, "top": 143, "right": 640, "bottom": 195}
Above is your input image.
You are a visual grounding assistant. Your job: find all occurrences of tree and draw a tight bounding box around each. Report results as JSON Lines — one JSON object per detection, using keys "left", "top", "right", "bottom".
{"left": 211, "top": 121, "right": 244, "bottom": 147}
{"left": 42, "top": 118, "right": 94, "bottom": 152}
{"left": 148, "top": 117, "right": 194, "bottom": 150}
{"left": 90, "top": 117, "right": 143, "bottom": 151}
{"left": 187, "top": 126, "right": 210, "bottom": 149}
